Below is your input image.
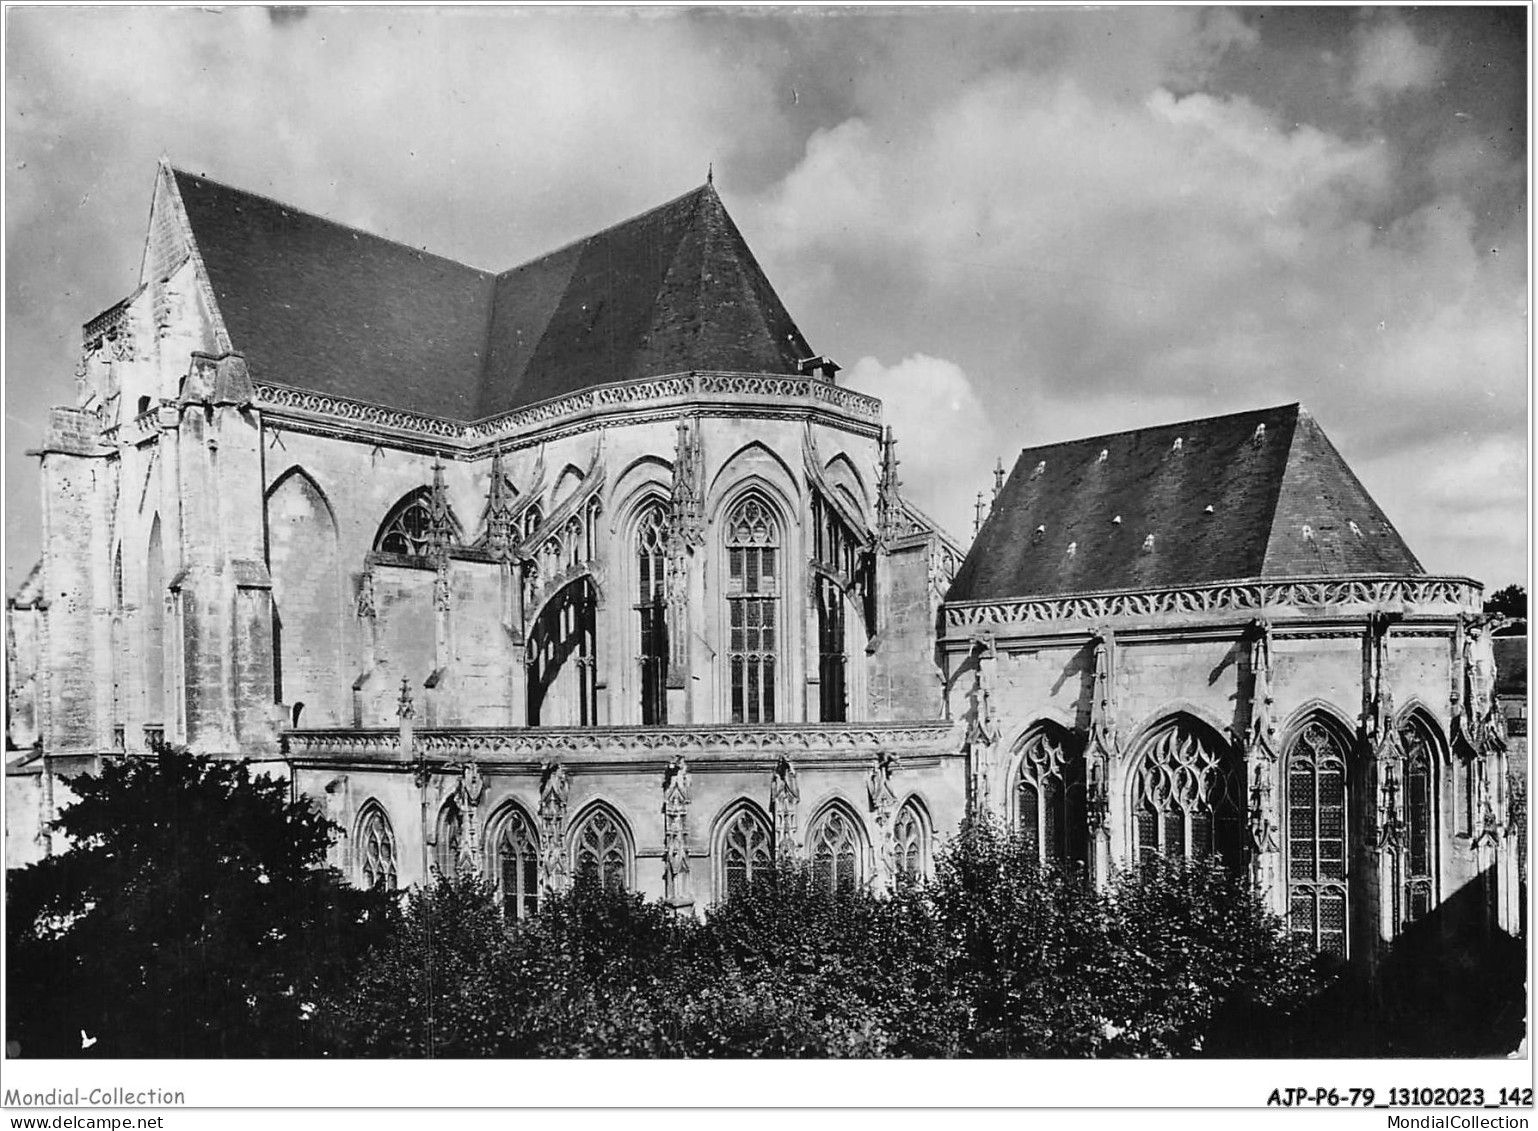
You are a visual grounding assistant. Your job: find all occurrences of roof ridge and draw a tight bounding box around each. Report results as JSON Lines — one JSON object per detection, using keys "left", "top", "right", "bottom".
{"left": 493, "top": 182, "right": 713, "bottom": 279}
{"left": 1008, "top": 402, "right": 1301, "bottom": 460}
{"left": 170, "top": 165, "right": 499, "bottom": 280}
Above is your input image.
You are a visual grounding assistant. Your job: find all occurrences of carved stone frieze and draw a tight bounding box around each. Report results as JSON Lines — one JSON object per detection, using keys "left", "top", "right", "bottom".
{"left": 946, "top": 576, "right": 1482, "bottom": 631}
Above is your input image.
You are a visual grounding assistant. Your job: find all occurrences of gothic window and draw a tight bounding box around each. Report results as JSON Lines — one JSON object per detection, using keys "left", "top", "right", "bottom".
{"left": 1286, "top": 721, "right": 1349, "bottom": 958}
{"left": 1015, "top": 725, "right": 1087, "bottom": 867}
{"left": 636, "top": 501, "right": 670, "bottom": 725}
{"left": 573, "top": 807, "right": 629, "bottom": 891}
{"left": 145, "top": 515, "right": 165, "bottom": 725}
{"left": 726, "top": 496, "right": 779, "bottom": 724}
{"left": 720, "top": 806, "right": 773, "bottom": 899}
{"left": 495, "top": 808, "right": 540, "bottom": 920}
{"left": 1132, "top": 718, "right": 1243, "bottom": 870}
{"left": 524, "top": 504, "right": 542, "bottom": 541}
{"left": 809, "top": 807, "right": 863, "bottom": 894}
{"left": 893, "top": 801, "right": 927, "bottom": 881}
{"left": 434, "top": 799, "right": 463, "bottom": 878}
{"left": 374, "top": 489, "right": 435, "bottom": 557}
{"left": 810, "top": 491, "right": 872, "bottom": 723}
{"left": 357, "top": 804, "right": 398, "bottom": 891}
{"left": 526, "top": 577, "right": 598, "bottom": 726}
{"left": 1401, "top": 720, "right": 1437, "bottom": 925}
{"left": 816, "top": 577, "right": 847, "bottom": 722}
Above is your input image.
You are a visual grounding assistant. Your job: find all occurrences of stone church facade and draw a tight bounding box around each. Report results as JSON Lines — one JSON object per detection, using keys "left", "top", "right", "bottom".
{"left": 5, "top": 160, "right": 1520, "bottom": 964}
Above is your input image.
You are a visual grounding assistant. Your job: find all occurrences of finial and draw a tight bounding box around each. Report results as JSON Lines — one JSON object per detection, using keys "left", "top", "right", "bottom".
{"left": 973, "top": 491, "right": 987, "bottom": 537}
{"left": 707, "top": 162, "right": 713, "bottom": 186}
{"left": 993, "top": 457, "right": 1005, "bottom": 499}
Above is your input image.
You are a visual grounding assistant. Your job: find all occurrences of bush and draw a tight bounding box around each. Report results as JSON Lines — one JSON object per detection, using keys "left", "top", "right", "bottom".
{"left": 6, "top": 749, "right": 391, "bottom": 1057}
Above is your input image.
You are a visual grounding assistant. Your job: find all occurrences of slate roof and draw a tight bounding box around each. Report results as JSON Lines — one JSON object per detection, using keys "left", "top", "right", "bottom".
{"left": 168, "top": 169, "right": 811, "bottom": 420}
{"left": 947, "top": 403, "right": 1424, "bottom": 603}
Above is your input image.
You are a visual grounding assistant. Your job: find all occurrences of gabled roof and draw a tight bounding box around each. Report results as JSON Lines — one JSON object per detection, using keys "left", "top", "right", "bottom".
{"left": 162, "top": 168, "right": 812, "bottom": 420}
{"left": 946, "top": 403, "right": 1423, "bottom": 603}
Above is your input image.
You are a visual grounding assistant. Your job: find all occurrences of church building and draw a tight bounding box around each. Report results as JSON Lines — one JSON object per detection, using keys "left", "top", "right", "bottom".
{"left": 5, "top": 160, "right": 1520, "bottom": 965}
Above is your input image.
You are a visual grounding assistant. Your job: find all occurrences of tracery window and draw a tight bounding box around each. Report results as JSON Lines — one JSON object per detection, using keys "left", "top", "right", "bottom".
{"left": 725, "top": 496, "right": 779, "bottom": 724}
{"left": 810, "top": 491, "right": 873, "bottom": 723}
{"left": 892, "top": 801, "right": 926, "bottom": 881}
{"left": 1015, "top": 725, "right": 1087, "bottom": 867}
{"left": 636, "top": 502, "right": 670, "bottom": 725}
{"left": 1286, "top": 721, "right": 1349, "bottom": 958}
{"left": 809, "top": 807, "right": 863, "bottom": 894}
{"left": 1132, "top": 718, "right": 1242, "bottom": 869}
{"left": 1401, "top": 720, "right": 1437, "bottom": 926}
{"left": 526, "top": 577, "right": 598, "bottom": 726}
{"left": 434, "top": 799, "right": 463, "bottom": 878}
{"left": 357, "top": 804, "right": 398, "bottom": 891}
{"left": 374, "top": 489, "right": 435, "bottom": 557}
{"left": 721, "top": 807, "right": 773, "bottom": 899}
{"left": 573, "top": 807, "right": 629, "bottom": 891}
{"left": 496, "top": 808, "right": 541, "bottom": 920}
{"left": 815, "top": 577, "right": 847, "bottom": 722}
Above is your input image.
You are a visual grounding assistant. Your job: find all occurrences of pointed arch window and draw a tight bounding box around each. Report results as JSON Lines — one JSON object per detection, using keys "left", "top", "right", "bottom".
{"left": 809, "top": 808, "right": 863, "bottom": 894}
{"left": 375, "top": 489, "right": 435, "bottom": 557}
{"left": 721, "top": 807, "right": 773, "bottom": 899}
{"left": 573, "top": 808, "right": 629, "bottom": 891}
{"left": 434, "top": 799, "right": 463, "bottom": 878}
{"left": 725, "top": 496, "right": 779, "bottom": 724}
{"left": 495, "top": 808, "right": 541, "bottom": 920}
{"left": 636, "top": 501, "right": 671, "bottom": 725}
{"left": 374, "top": 487, "right": 462, "bottom": 562}
{"left": 1015, "top": 726, "right": 1087, "bottom": 867}
{"left": 1286, "top": 721, "right": 1349, "bottom": 958}
{"left": 1133, "top": 718, "right": 1242, "bottom": 870}
{"left": 892, "top": 801, "right": 927, "bottom": 881}
{"left": 526, "top": 577, "right": 598, "bottom": 726}
{"left": 1401, "top": 719, "right": 1438, "bottom": 925}
{"left": 357, "top": 804, "right": 398, "bottom": 891}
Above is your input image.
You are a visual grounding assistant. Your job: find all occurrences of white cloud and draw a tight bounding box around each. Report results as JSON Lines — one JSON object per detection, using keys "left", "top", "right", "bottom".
{"left": 1351, "top": 19, "right": 1442, "bottom": 107}
{"left": 843, "top": 354, "right": 998, "bottom": 542}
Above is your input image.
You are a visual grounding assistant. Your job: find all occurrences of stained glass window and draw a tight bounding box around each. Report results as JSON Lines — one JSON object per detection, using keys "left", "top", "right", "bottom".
{"left": 810, "top": 808, "right": 862, "bottom": 894}
{"left": 1286, "top": 721, "right": 1349, "bottom": 958}
{"left": 722, "top": 807, "right": 773, "bottom": 899}
{"left": 1015, "top": 726, "right": 1087, "bottom": 866}
{"left": 636, "top": 502, "right": 670, "bottom": 725}
{"left": 375, "top": 490, "right": 435, "bottom": 557}
{"left": 434, "top": 799, "right": 463, "bottom": 878}
{"left": 497, "top": 808, "right": 540, "bottom": 920}
{"left": 357, "top": 804, "right": 398, "bottom": 891}
{"left": 726, "top": 497, "right": 778, "bottom": 724}
{"left": 1402, "top": 722, "right": 1436, "bottom": 925}
{"left": 893, "top": 802, "right": 926, "bottom": 881}
{"left": 1132, "top": 718, "right": 1242, "bottom": 870}
{"left": 574, "top": 808, "right": 628, "bottom": 892}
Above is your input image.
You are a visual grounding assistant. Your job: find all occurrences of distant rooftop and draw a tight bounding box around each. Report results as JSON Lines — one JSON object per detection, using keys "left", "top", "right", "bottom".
{"left": 947, "top": 403, "right": 1424, "bottom": 602}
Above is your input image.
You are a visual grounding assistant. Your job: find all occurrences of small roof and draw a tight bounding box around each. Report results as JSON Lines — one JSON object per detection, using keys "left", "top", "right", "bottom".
{"left": 164, "top": 169, "right": 812, "bottom": 420}
{"left": 947, "top": 403, "right": 1424, "bottom": 603}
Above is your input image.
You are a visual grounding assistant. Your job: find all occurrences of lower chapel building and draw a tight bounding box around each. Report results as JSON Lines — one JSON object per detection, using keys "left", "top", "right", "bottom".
{"left": 4, "top": 161, "right": 1522, "bottom": 962}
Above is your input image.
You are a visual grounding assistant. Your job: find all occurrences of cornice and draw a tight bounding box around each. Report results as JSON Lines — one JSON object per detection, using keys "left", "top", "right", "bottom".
{"left": 284, "top": 720, "right": 960, "bottom": 762}
{"left": 250, "top": 370, "right": 884, "bottom": 455}
{"left": 943, "top": 575, "right": 1482, "bottom": 634}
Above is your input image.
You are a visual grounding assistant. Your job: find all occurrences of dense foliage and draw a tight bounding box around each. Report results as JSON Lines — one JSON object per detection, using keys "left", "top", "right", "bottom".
{"left": 1485, "top": 583, "right": 1526, "bottom": 625}
{"left": 6, "top": 749, "right": 393, "bottom": 1057}
{"left": 322, "top": 819, "right": 1326, "bottom": 1058}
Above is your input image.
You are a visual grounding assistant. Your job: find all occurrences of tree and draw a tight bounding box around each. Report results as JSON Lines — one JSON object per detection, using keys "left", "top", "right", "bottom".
{"left": 6, "top": 748, "right": 392, "bottom": 1057}
{"left": 1485, "top": 584, "right": 1526, "bottom": 623}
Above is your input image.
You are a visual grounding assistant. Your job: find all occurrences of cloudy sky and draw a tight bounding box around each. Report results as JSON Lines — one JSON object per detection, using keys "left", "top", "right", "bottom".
{"left": 4, "top": 6, "right": 1527, "bottom": 592}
